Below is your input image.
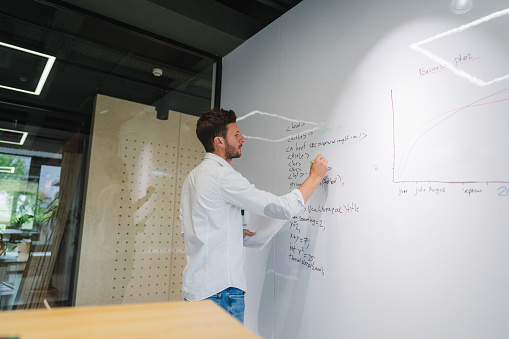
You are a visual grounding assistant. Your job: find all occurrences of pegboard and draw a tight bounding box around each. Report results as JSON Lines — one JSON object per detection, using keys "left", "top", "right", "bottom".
{"left": 76, "top": 95, "right": 202, "bottom": 306}
{"left": 168, "top": 113, "right": 204, "bottom": 301}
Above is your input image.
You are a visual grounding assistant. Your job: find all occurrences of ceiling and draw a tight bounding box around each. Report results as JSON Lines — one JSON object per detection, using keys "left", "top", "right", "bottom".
{"left": 0, "top": 0, "right": 301, "bottom": 155}
{"left": 59, "top": 0, "right": 302, "bottom": 57}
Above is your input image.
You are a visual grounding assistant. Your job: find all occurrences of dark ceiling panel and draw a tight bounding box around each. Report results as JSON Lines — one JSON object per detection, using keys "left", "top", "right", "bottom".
{"left": 0, "top": 0, "right": 218, "bottom": 114}
{"left": 0, "top": 0, "right": 300, "bottom": 154}
{"left": 148, "top": 0, "right": 282, "bottom": 40}
{"left": 213, "top": 0, "right": 289, "bottom": 22}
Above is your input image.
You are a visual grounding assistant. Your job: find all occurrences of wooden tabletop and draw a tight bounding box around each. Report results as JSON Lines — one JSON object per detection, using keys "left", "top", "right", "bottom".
{"left": 0, "top": 300, "right": 260, "bottom": 339}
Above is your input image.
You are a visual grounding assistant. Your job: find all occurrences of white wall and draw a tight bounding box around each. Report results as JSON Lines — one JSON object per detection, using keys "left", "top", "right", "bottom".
{"left": 222, "top": 0, "right": 509, "bottom": 338}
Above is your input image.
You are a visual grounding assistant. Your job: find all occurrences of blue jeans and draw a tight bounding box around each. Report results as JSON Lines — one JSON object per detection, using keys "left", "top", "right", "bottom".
{"left": 206, "top": 287, "right": 245, "bottom": 323}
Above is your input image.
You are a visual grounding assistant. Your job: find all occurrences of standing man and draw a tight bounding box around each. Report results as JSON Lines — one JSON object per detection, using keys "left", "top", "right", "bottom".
{"left": 180, "top": 108, "right": 328, "bottom": 323}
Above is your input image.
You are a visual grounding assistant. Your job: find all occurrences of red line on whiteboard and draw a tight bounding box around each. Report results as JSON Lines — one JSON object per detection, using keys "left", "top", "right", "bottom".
{"left": 391, "top": 90, "right": 396, "bottom": 183}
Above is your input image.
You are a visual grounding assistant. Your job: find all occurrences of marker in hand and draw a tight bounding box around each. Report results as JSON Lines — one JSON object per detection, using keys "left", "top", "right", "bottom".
{"left": 241, "top": 210, "right": 256, "bottom": 238}
{"left": 309, "top": 154, "right": 329, "bottom": 178}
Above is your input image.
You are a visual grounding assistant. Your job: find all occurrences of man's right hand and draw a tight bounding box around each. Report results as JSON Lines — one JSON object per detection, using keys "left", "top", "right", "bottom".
{"left": 310, "top": 154, "right": 328, "bottom": 181}
{"left": 298, "top": 154, "right": 329, "bottom": 203}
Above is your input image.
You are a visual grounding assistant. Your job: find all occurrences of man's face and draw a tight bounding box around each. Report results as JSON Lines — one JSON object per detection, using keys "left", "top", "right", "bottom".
{"left": 224, "top": 122, "right": 245, "bottom": 160}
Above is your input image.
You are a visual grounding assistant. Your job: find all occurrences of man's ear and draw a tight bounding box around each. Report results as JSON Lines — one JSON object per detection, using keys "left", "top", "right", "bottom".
{"left": 213, "top": 136, "right": 223, "bottom": 149}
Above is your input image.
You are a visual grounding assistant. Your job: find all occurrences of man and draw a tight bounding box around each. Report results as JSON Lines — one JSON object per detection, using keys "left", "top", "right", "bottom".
{"left": 180, "top": 108, "right": 328, "bottom": 323}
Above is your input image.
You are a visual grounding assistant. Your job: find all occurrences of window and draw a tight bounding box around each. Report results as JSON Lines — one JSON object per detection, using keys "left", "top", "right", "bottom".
{"left": 0, "top": 123, "right": 86, "bottom": 310}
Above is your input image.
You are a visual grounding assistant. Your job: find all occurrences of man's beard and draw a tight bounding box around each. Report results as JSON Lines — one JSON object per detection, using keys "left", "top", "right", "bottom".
{"left": 224, "top": 140, "right": 241, "bottom": 160}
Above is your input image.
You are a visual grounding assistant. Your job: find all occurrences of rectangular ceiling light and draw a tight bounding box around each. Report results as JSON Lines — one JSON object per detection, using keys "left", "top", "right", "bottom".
{"left": 0, "top": 166, "right": 15, "bottom": 173}
{"left": 0, "top": 41, "right": 56, "bottom": 95}
{"left": 0, "top": 128, "right": 28, "bottom": 145}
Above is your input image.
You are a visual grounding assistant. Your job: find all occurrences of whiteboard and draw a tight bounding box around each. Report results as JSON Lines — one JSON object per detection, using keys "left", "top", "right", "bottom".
{"left": 222, "top": 0, "right": 509, "bottom": 338}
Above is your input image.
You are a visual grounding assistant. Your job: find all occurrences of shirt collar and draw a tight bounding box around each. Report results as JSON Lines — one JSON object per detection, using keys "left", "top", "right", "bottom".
{"left": 204, "top": 152, "right": 231, "bottom": 168}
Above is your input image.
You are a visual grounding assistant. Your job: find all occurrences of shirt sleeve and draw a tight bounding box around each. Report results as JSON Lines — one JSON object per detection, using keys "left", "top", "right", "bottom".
{"left": 219, "top": 168, "right": 304, "bottom": 220}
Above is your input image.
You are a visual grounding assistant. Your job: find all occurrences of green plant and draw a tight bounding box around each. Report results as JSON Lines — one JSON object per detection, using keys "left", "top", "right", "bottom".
{"left": 10, "top": 213, "right": 34, "bottom": 229}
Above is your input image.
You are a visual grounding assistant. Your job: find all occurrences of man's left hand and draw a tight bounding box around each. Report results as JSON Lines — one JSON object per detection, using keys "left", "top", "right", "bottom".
{"left": 243, "top": 229, "right": 256, "bottom": 238}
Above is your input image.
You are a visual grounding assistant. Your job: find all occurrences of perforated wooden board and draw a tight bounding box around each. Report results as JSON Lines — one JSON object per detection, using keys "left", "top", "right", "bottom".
{"left": 76, "top": 95, "right": 202, "bottom": 305}
{"left": 169, "top": 113, "right": 205, "bottom": 301}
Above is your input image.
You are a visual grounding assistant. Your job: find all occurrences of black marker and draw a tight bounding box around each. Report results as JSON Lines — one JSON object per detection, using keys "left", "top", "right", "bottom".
{"left": 241, "top": 210, "right": 247, "bottom": 227}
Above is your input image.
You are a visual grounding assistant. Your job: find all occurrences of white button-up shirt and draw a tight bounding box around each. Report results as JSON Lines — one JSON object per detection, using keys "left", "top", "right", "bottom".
{"left": 180, "top": 153, "right": 304, "bottom": 301}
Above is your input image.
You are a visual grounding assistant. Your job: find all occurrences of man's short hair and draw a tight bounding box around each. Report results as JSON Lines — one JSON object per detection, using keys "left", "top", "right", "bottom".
{"left": 196, "top": 108, "right": 237, "bottom": 152}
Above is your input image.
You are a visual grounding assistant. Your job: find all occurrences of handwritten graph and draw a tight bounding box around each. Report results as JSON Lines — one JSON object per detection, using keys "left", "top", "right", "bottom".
{"left": 392, "top": 87, "right": 509, "bottom": 183}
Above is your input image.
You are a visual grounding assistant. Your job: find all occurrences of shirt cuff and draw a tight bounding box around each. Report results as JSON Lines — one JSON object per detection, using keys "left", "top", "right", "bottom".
{"left": 291, "top": 188, "right": 305, "bottom": 206}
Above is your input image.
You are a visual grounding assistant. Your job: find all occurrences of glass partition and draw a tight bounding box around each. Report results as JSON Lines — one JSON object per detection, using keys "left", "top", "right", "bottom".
{"left": 0, "top": 0, "right": 219, "bottom": 311}
{"left": 0, "top": 123, "right": 87, "bottom": 310}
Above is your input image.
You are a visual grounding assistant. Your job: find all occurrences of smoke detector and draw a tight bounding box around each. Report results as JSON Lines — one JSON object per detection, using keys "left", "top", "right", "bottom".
{"left": 152, "top": 68, "right": 163, "bottom": 77}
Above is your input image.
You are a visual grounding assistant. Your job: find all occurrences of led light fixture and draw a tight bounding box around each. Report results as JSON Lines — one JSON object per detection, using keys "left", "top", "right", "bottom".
{"left": 450, "top": 0, "right": 473, "bottom": 14}
{"left": 0, "top": 166, "right": 15, "bottom": 173}
{"left": 410, "top": 8, "right": 509, "bottom": 87}
{"left": 0, "top": 41, "right": 56, "bottom": 95}
{"left": 0, "top": 128, "right": 28, "bottom": 145}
